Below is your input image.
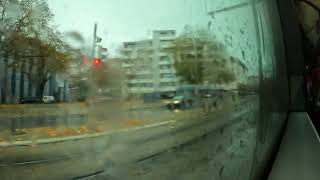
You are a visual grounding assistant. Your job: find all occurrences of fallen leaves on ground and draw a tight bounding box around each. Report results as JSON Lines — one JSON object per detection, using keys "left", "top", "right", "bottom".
{"left": 123, "top": 119, "right": 144, "bottom": 128}
{"left": 20, "top": 126, "right": 95, "bottom": 138}
{"left": 7, "top": 118, "right": 147, "bottom": 139}
{"left": 47, "top": 128, "right": 57, "bottom": 137}
{"left": 79, "top": 125, "right": 89, "bottom": 133}
{"left": 64, "top": 128, "right": 80, "bottom": 136}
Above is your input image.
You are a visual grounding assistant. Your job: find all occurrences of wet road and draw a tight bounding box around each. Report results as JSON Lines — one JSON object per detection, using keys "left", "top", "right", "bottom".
{"left": 0, "top": 96, "right": 258, "bottom": 180}
{"left": 76, "top": 99, "right": 257, "bottom": 180}
{"left": 104, "top": 116, "right": 256, "bottom": 180}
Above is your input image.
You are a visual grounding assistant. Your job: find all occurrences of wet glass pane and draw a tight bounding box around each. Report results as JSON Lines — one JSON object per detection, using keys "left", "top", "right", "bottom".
{"left": 0, "top": 0, "right": 288, "bottom": 179}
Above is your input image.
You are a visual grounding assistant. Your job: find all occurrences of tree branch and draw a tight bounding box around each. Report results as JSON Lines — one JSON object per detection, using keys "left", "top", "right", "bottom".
{"left": 0, "top": 2, "right": 5, "bottom": 21}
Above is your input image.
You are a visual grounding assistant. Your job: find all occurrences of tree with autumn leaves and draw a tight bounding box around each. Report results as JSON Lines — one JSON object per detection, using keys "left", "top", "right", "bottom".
{"left": 166, "top": 28, "right": 245, "bottom": 86}
{"left": 0, "top": 0, "right": 76, "bottom": 100}
{"left": 9, "top": 30, "right": 75, "bottom": 97}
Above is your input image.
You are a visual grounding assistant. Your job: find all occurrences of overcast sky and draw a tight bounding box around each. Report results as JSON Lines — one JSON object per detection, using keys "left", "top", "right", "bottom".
{"left": 47, "top": 0, "right": 210, "bottom": 56}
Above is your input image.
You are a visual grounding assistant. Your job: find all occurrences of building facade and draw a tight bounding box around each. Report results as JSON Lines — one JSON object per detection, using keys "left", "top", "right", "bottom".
{"left": 121, "top": 30, "right": 179, "bottom": 97}
{"left": 0, "top": 58, "right": 69, "bottom": 104}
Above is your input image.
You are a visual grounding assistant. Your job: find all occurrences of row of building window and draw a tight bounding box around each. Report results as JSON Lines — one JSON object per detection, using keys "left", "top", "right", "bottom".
{"left": 125, "top": 64, "right": 173, "bottom": 72}
{"left": 127, "top": 83, "right": 154, "bottom": 88}
{"left": 127, "top": 74, "right": 153, "bottom": 79}
{"left": 160, "top": 73, "right": 175, "bottom": 78}
{"left": 160, "top": 40, "right": 174, "bottom": 47}
{"left": 159, "top": 65, "right": 173, "bottom": 70}
{"left": 124, "top": 56, "right": 170, "bottom": 63}
{"left": 160, "top": 82, "right": 176, "bottom": 87}
{"left": 160, "top": 56, "right": 170, "bottom": 61}
{"left": 157, "top": 30, "right": 176, "bottom": 36}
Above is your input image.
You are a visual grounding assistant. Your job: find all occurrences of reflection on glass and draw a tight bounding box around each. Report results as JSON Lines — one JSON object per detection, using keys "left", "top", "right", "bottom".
{"left": 0, "top": 0, "right": 288, "bottom": 179}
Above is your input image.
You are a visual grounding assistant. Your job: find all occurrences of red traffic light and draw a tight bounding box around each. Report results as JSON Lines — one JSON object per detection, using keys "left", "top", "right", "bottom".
{"left": 92, "top": 58, "right": 102, "bottom": 66}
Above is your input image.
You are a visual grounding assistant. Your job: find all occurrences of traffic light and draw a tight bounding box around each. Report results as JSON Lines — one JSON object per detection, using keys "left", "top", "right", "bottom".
{"left": 96, "top": 37, "right": 102, "bottom": 43}
{"left": 92, "top": 58, "right": 102, "bottom": 66}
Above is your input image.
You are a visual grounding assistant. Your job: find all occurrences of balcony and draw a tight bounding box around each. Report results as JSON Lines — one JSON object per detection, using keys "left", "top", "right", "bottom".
{"left": 159, "top": 35, "right": 175, "bottom": 41}
{"left": 160, "top": 69, "right": 176, "bottom": 74}
{"left": 127, "top": 79, "right": 154, "bottom": 83}
{"left": 121, "top": 47, "right": 135, "bottom": 52}
{"left": 128, "top": 87, "right": 155, "bottom": 93}
{"left": 122, "top": 63, "right": 133, "bottom": 68}
{"left": 160, "top": 42, "right": 174, "bottom": 48}
{"left": 159, "top": 86, "right": 177, "bottom": 92}
{"left": 138, "top": 46, "right": 154, "bottom": 52}
{"left": 126, "top": 70, "right": 151, "bottom": 75}
{"left": 160, "top": 78, "right": 177, "bottom": 82}
{"left": 159, "top": 60, "right": 173, "bottom": 65}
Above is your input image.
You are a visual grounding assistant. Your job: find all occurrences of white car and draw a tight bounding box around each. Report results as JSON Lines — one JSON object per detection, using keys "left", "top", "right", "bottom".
{"left": 42, "top": 96, "right": 55, "bottom": 103}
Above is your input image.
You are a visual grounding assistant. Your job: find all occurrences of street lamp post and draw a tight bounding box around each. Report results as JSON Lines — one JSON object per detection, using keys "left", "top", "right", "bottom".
{"left": 92, "top": 23, "right": 98, "bottom": 58}
{"left": 91, "top": 23, "right": 103, "bottom": 59}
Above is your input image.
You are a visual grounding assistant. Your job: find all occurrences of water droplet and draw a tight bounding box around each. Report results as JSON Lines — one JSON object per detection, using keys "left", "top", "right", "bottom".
{"left": 5, "top": 4, "right": 22, "bottom": 20}
{"left": 64, "top": 31, "right": 85, "bottom": 49}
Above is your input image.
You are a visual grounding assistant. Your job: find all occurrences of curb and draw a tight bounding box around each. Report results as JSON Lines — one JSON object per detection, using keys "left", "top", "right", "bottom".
{"left": 0, "top": 120, "right": 173, "bottom": 148}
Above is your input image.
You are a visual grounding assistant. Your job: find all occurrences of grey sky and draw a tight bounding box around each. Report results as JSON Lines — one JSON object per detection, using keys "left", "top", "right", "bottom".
{"left": 47, "top": 0, "right": 210, "bottom": 56}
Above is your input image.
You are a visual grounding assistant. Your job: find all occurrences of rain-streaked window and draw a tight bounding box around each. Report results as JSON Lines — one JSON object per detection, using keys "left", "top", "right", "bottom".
{"left": 0, "top": 0, "right": 289, "bottom": 179}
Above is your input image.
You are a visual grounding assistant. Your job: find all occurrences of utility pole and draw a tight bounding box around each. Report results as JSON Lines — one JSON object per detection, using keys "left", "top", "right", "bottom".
{"left": 91, "top": 23, "right": 104, "bottom": 59}
{"left": 89, "top": 23, "right": 98, "bottom": 99}
{"left": 92, "top": 23, "right": 98, "bottom": 59}
{"left": 90, "top": 23, "right": 104, "bottom": 97}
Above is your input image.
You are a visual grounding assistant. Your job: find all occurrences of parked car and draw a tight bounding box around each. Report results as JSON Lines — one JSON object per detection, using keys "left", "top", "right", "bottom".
{"left": 19, "top": 97, "right": 43, "bottom": 104}
{"left": 166, "top": 95, "right": 193, "bottom": 109}
{"left": 19, "top": 96, "right": 55, "bottom": 104}
{"left": 42, "top": 96, "right": 55, "bottom": 104}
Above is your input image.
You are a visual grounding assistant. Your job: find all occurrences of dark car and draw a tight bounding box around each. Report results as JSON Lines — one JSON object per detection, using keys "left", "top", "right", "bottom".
{"left": 19, "top": 97, "right": 43, "bottom": 104}
{"left": 161, "top": 92, "right": 175, "bottom": 100}
{"left": 166, "top": 95, "right": 193, "bottom": 109}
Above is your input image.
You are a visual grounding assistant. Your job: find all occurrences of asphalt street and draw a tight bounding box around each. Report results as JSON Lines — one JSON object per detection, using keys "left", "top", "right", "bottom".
{"left": 0, "top": 95, "right": 258, "bottom": 180}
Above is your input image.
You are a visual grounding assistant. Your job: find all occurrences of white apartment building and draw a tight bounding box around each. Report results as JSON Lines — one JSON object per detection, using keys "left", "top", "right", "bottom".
{"left": 121, "top": 30, "right": 179, "bottom": 96}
